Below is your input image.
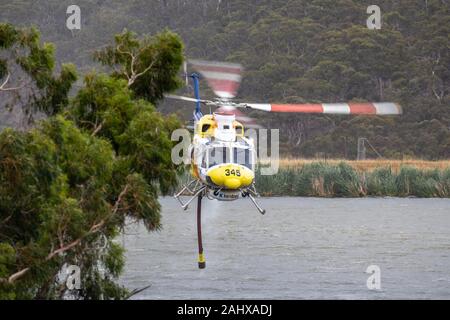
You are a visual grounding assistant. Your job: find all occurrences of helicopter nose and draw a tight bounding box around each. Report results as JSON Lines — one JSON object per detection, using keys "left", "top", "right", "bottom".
{"left": 224, "top": 177, "right": 241, "bottom": 189}
{"left": 207, "top": 164, "right": 254, "bottom": 190}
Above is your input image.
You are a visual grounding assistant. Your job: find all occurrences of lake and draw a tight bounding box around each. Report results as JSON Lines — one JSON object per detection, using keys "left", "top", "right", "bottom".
{"left": 120, "top": 197, "right": 450, "bottom": 299}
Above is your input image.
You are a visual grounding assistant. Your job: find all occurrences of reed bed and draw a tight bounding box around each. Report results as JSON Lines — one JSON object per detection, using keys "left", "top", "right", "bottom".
{"left": 174, "top": 159, "right": 450, "bottom": 198}
{"left": 260, "top": 158, "right": 450, "bottom": 173}
{"left": 256, "top": 161, "right": 450, "bottom": 198}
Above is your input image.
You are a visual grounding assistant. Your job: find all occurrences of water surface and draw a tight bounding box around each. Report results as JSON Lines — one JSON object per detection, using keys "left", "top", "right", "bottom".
{"left": 120, "top": 197, "right": 450, "bottom": 299}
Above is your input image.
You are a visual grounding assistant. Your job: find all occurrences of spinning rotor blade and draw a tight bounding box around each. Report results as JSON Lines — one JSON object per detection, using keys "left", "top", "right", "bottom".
{"left": 242, "top": 102, "right": 402, "bottom": 115}
{"left": 164, "top": 94, "right": 210, "bottom": 104}
{"left": 164, "top": 94, "right": 402, "bottom": 116}
{"left": 189, "top": 60, "right": 243, "bottom": 99}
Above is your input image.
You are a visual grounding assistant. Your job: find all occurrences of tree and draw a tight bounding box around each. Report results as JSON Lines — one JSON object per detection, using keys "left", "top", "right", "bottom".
{"left": 94, "top": 29, "right": 183, "bottom": 104}
{"left": 0, "top": 25, "right": 184, "bottom": 299}
{"left": 68, "top": 73, "right": 182, "bottom": 194}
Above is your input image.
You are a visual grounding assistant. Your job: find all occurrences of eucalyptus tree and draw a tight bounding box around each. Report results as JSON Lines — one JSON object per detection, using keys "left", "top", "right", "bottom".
{"left": 0, "top": 24, "right": 184, "bottom": 299}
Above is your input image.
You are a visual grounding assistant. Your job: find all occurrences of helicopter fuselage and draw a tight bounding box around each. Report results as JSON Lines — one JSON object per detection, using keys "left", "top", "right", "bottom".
{"left": 188, "top": 113, "right": 257, "bottom": 201}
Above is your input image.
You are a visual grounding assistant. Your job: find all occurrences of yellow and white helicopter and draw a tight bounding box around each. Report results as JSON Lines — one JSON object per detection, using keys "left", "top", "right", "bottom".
{"left": 165, "top": 60, "right": 402, "bottom": 268}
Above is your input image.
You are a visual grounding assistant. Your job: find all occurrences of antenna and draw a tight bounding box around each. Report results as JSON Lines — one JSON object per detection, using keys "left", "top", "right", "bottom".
{"left": 183, "top": 61, "right": 188, "bottom": 86}
{"left": 357, "top": 137, "right": 382, "bottom": 160}
{"left": 357, "top": 137, "right": 366, "bottom": 160}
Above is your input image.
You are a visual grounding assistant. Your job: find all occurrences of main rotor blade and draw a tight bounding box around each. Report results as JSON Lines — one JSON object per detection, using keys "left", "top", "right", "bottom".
{"left": 164, "top": 94, "right": 209, "bottom": 104}
{"left": 189, "top": 60, "right": 243, "bottom": 99}
{"left": 242, "top": 102, "right": 402, "bottom": 115}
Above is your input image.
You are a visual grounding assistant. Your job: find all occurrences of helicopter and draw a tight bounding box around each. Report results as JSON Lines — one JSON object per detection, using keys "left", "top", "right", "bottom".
{"left": 165, "top": 59, "right": 402, "bottom": 268}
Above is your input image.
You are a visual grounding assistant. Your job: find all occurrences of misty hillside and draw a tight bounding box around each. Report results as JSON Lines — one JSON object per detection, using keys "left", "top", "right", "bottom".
{"left": 1, "top": 0, "right": 449, "bottom": 159}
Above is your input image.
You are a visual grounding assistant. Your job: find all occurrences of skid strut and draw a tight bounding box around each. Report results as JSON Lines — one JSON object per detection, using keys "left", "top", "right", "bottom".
{"left": 243, "top": 186, "right": 266, "bottom": 215}
{"left": 248, "top": 193, "right": 266, "bottom": 215}
{"left": 174, "top": 184, "right": 206, "bottom": 210}
{"left": 197, "top": 194, "right": 206, "bottom": 269}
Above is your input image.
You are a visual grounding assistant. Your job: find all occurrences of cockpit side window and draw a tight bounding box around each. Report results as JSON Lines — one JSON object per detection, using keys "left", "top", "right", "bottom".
{"left": 202, "top": 124, "right": 211, "bottom": 133}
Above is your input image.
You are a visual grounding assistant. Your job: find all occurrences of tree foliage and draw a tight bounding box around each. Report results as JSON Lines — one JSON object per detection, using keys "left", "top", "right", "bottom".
{"left": 94, "top": 29, "right": 183, "bottom": 104}
{"left": 0, "top": 25, "right": 184, "bottom": 299}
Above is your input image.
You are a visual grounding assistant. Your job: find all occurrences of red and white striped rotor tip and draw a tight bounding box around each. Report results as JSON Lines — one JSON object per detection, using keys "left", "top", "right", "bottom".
{"left": 245, "top": 102, "right": 402, "bottom": 115}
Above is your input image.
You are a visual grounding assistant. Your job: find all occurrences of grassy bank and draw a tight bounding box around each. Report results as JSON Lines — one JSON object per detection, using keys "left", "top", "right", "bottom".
{"left": 174, "top": 159, "right": 450, "bottom": 198}
{"left": 261, "top": 158, "right": 450, "bottom": 172}
{"left": 256, "top": 161, "right": 450, "bottom": 198}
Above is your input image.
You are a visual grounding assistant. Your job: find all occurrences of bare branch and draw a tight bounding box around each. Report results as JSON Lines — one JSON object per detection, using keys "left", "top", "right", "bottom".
{"left": 130, "top": 60, "right": 155, "bottom": 85}
{"left": 7, "top": 267, "right": 30, "bottom": 283}
{"left": 116, "top": 44, "right": 135, "bottom": 82}
{"left": 91, "top": 120, "right": 105, "bottom": 137}
{"left": 0, "top": 72, "right": 32, "bottom": 92}
{"left": 0, "top": 72, "right": 11, "bottom": 90}
{"left": 125, "top": 284, "right": 152, "bottom": 300}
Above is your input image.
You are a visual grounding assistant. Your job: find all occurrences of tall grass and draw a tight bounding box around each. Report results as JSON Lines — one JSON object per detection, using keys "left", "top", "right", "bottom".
{"left": 261, "top": 158, "right": 450, "bottom": 172}
{"left": 256, "top": 162, "right": 450, "bottom": 198}
{"left": 174, "top": 160, "right": 450, "bottom": 198}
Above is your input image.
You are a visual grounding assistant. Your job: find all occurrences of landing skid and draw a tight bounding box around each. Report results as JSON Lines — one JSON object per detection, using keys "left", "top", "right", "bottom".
{"left": 242, "top": 185, "right": 266, "bottom": 215}
{"left": 174, "top": 180, "right": 206, "bottom": 210}
{"left": 174, "top": 181, "right": 266, "bottom": 214}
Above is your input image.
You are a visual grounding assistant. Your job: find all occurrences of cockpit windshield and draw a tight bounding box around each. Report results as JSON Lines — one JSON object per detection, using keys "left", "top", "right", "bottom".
{"left": 204, "top": 145, "right": 254, "bottom": 169}
{"left": 208, "top": 147, "right": 230, "bottom": 168}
